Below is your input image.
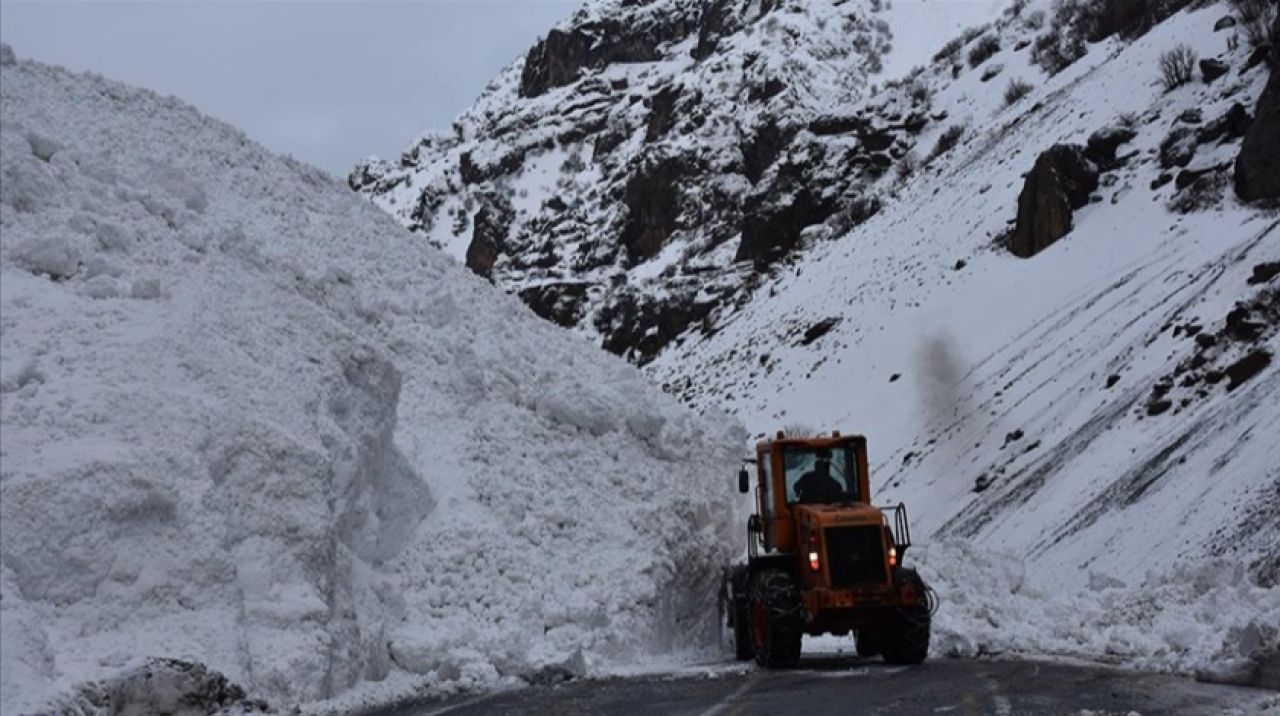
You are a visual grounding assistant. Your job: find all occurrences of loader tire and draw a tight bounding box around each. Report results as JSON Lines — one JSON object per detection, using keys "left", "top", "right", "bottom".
{"left": 881, "top": 571, "right": 931, "bottom": 665}
{"left": 725, "top": 565, "right": 754, "bottom": 661}
{"left": 748, "top": 569, "right": 803, "bottom": 668}
{"left": 855, "top": 629, "right": 881, "bottom": 657}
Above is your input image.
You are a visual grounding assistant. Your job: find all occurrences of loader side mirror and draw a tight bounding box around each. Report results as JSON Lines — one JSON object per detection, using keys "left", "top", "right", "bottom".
{"left": 737, "top": 468, "right": 749, "bottom": 493}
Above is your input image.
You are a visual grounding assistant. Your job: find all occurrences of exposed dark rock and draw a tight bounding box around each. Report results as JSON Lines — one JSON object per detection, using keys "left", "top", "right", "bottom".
{"left": 1002, "top": 429, "right": 1024, "bottom": 447}
{"left": 954, "top": 259, "right": 967, "bottom": 270}
{"left": 1106, "top": 374, "right": 1121, "bottom": 388}
{"left": 809, "top": 114, "right": 868, "bottom": 136}
{"left": 1175, "top": 162, "right": 1229, "bottom": 190}
{"left": 1178, "top": 108, "right": 1203, "bottom": 125}
{"left": 1248, "top": 262, "right": 1280, "bottom": 285}
{"left": 1169, "top": 164, "right": 1231, "bottom": 213}
{"left": 520, "top": 14, "right": 699, "bottom": 98}
{"left": 465, "top": 200, "right": 514, "bottom": 278}
{"left": 1225, "top": 349, "right": 1273, "bottom": 391}
{"left": 1151, "top": 172, "right": 1174, "bottom": 189}
{"left": 859, "top": 127, "right": 896, "bottom": 153}
{"left": 1159, "top": 127, "right": 1198, "bottom": 169}
{"left": 520, "top": 29, "right": 593, "bottom": 98}
{"left": 736, "top": 187, "right": 838, "bottom": 266}
{"left": 741, "top": 120, "right": 794, "bottom": 184}
{"left": 1225, "top": 305, "right": 1266, "bottom": 342}
{"left": 620, "top": 156, "right": 695, "bottom": 264}
{"left": 595, "top": 290, "right": 717, "bottom": 363}
{"left": 593, "top": 125, "right": 630, "bottom": 160}
{"left": 694, "top": 0, "right": 744, "bottom": 59}
{"left": 646, "top": 85, "right": 682, "bottom": 141}
{"left": 799, "top": 317, "right": 840, "bottom": 346}
{"left": 1214, "top": 15, "right": 1237, "bottom": 31}
{"left": 348, "top": 159, "right": 386, "bottom": 192}
{"left": 1084, "top": 126, "right": 1137, "bottom": 168}
{"left": 459, "top": 148, "right": 526, "bottom": 185}
{"left": 902, "top": 112, "right": 929, "bottom": 134}
{"left": 1243, "top": 41, "right": 1274, "bottom": 73}
{"left": 1147, "top": 398, "right": 1173, "bottom": 416}
{"left": 1235, "top": 65, "right": 1280, "bottom": 201}
{"left": 980, "top": 63, "right": 1004, "bottom": 82}
{"left": 889, "top": 373, "right": 901, "bottom": 382}
{"left": 1198, "top": 103, "right": 1253, "bottom": 144}
{"left": 748, "top": 77, "right": 787, "bottom": 102}
{"left": 1008, "top": 144, "right": 1099, "bottom": 258}
{"left": 518, "top": 282, "right": 592, "bottom": 328}
{"left": 1200, "top": 58, "right": 1230, "bottom": 83}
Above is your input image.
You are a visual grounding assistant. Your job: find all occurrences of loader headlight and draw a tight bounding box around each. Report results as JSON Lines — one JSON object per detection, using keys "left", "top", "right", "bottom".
{"left": 808, "top": 551, "right": 821, "bottom": 572}
{"left": 888, "top": 546, "right": 898, "bottom": 568}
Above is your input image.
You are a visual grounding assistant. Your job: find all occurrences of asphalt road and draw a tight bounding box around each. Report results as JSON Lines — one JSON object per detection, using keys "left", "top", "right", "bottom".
{"left": 374, "top": 656, "right": 1277, "bottom": 716}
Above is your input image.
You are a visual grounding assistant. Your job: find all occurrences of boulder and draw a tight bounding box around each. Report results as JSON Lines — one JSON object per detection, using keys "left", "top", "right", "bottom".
{"left": 1084, "top": 126, "right": 1137, "bottom": 168}
{"left": 1159, "top": 127, "right": 1198, "bottom": 169}
{"left": 1200, "top": 58, "right": 1230, "bottom": 83}
{"left": 1008, "top": 144, "right": 1099, "bottom": 258}
{"left": 465, "top": 201, "right": 513, "bottom": 278}
{"left": 1198, "top": 103, "right": 1253, "bottom": 144}
{"left": 1235, "top": 66, "right": 1280, "bottom": 201}
{"left": 1214, "top": 15, "right": 1237, "bottom": 31}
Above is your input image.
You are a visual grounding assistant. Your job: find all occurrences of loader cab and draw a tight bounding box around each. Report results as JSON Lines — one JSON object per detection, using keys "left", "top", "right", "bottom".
{"left": 741, "top": 433, "right": 871, "bottom": 555}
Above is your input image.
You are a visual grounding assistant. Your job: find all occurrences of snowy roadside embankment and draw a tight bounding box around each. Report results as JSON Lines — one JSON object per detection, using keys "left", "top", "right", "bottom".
{"left": 0, "top": 44, "right": 744, "bottom": 714}
{"left": 917, "top": 542, "right": 1280, "bottom": 687}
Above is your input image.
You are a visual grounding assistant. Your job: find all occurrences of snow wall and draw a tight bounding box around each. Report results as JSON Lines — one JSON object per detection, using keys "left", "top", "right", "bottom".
{"left": 0, "top": 44, "right": 744, "bottom": 713}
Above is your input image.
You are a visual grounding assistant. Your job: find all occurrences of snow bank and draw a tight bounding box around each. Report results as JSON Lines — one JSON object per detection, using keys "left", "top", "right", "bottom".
{"left": 0, "top": 44, "right": 743, "bottom": 713}
{"left": 919, "top": 542, "right": 1280, "bottom": 685}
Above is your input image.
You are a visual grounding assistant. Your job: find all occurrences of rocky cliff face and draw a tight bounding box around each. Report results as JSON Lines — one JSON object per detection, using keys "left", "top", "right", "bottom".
{"left": 352, "top": 0, "right": 912, "bottom": 363}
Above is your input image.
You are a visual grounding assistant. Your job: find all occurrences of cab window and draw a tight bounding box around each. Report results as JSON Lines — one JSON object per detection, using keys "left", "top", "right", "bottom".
{"left": 782, "top": 445, "right": 859, "bottom": 504}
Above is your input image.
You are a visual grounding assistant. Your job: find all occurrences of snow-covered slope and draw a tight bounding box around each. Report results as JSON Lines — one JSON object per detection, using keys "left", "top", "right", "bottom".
{"left": 645, "top": 0, "right": 1280, "bottom": 669}
{"left": 0, "top": 44, "right": 743, "bottom": 714}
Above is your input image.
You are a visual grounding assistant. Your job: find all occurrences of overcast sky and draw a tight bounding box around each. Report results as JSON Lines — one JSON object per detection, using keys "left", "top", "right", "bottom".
{"left": 0, "top": 1, "right": 579, "bottom": 177}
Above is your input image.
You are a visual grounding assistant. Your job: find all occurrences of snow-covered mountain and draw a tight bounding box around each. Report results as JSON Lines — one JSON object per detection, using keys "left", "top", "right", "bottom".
{"left": 352, "top": 0, "right": 908, "bottom": 364}
{"left": 0, "top": 43, "right": 743, "bottom": 714}
{"left": 358, "top": 0, "right": 1278, "bottom": 576}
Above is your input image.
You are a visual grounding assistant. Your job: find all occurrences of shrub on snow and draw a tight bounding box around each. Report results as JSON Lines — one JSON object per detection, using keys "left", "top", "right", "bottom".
{"left": 1159, "top": 44, "right": 1197, "bottom": 91}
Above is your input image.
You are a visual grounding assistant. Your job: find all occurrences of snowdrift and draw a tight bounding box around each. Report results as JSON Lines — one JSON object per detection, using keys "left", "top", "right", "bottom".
{"left": 0, "top": 44, "right": 743, "bottom": 713}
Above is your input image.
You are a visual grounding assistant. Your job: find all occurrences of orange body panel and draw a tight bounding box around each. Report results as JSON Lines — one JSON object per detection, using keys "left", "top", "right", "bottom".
{"left": 749, "top": 433, "right": 915, "bottom": 631}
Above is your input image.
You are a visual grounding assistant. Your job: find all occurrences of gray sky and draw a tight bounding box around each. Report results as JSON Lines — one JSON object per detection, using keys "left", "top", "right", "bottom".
{"left": 0, "top": 1, "right": 579, "bottom": 177}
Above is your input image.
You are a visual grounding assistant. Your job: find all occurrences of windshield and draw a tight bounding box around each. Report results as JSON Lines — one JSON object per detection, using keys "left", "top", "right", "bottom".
{"left": 782, "top": 445, "right": 859, "bottom": 504}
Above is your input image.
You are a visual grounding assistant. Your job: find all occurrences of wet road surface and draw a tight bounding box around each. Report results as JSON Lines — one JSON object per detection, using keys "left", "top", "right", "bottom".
{"left": 373, "top": 655, "right": 1277, "bottom": 716}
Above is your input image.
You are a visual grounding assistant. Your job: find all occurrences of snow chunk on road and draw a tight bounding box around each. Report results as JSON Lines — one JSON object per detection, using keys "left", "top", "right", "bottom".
{"left": 0, "top": 48, "right": 744, "bottom": 713}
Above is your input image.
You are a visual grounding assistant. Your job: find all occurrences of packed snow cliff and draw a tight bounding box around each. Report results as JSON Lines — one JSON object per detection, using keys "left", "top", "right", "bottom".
{"left": 0, "top": 43, "right": 743, "bottom": 714}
